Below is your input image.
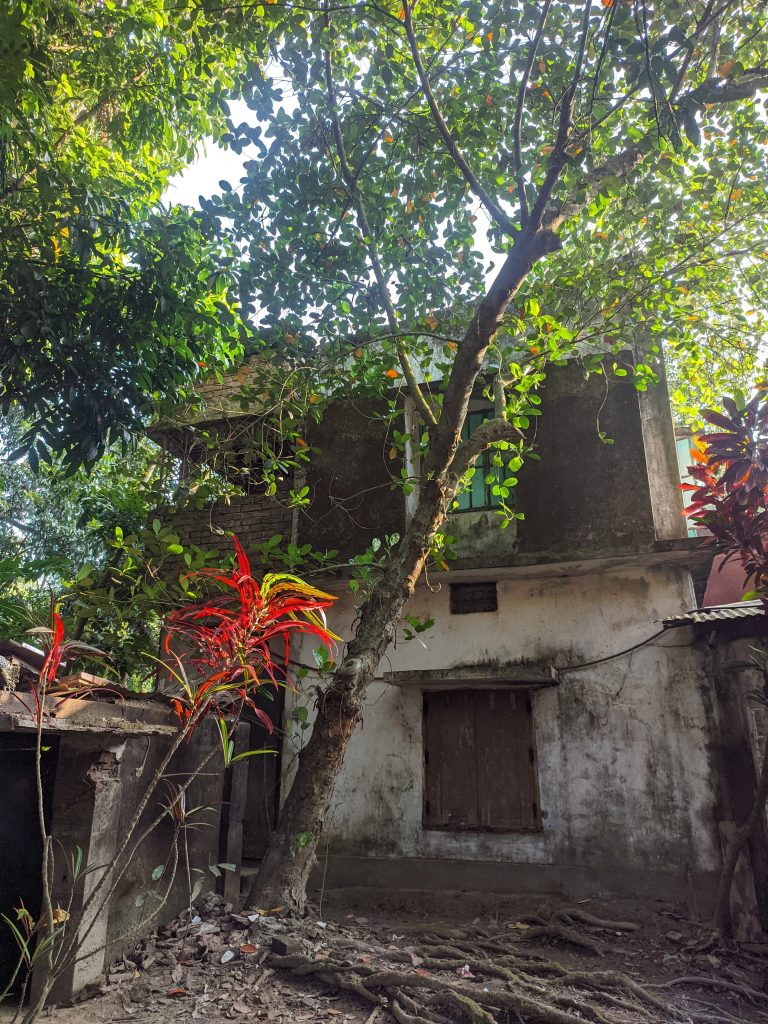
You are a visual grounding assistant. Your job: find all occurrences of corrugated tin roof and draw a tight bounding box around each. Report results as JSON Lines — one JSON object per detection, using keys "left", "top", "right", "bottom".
{"left": 663, "top": 600, "right": 765, "bottom": 626}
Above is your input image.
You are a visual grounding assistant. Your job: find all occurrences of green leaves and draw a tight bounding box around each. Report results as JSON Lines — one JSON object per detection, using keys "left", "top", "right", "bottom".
{"left": 0, "top": 0, "right": 273, "bottom": 469}
{"left": 4, "top": 0, "right": 768, "bottom": 634}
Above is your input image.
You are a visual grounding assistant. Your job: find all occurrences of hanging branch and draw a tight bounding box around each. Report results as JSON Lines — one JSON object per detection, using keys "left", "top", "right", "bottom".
{"left": 322, "top": 4, "right": 438, "bottom": 428}
{"left": 401, "top": 0, "right": 517, "bottom": 237}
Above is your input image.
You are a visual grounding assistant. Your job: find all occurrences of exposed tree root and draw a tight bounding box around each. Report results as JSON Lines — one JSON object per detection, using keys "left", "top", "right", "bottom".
{"left": 558, "top": 908, "right": 640, "bottom": 932}
{"left": 425, "top": 988, "right": 497, "bottom": 1023}
{"left": 267, "top": 944, "right": 689, "bottom": 1024}
{"left": 393, "top": 990, "right": 443, "bottom": 1024}
{"left": 519, "top": 925, "right": 606, "bottom": 955}
{"left": 555, "top": 970, "right": 685, "bottom": 1019}
{"left": 655, "top": 974, "right": 768, "bottom": 1004}
{"left": 390, "top": 995, "right": 435, "bottom": 1024}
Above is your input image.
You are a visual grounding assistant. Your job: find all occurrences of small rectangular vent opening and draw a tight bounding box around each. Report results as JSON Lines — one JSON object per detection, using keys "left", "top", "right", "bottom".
{"left": 449, "top": 581, "right": 498, "bottom": 614}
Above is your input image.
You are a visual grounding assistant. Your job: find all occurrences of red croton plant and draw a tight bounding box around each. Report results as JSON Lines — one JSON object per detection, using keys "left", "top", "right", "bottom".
{"left": 15, "top": 600, "right": 107, "bottom": 721}
{"left": 162, "top": 536, "right": 338, "bottom": 760}
{"left": 19, "top": 538, "right": 337, "bottom": 760}
{"left": 683, "top": 389, "right": 768, "bottom": 603}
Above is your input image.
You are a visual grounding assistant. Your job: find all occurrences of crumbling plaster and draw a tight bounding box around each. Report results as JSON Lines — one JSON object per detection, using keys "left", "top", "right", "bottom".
{"left": 281, "top": 564, "right": 721, "bottom": 890}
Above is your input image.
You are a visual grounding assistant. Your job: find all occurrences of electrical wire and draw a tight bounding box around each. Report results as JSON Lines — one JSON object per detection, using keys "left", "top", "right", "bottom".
{"left": 555, "top": 627, "right": 670, "bottom": 672}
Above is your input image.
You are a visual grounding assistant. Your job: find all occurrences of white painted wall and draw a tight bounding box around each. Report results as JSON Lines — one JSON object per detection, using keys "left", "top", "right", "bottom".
{"left": 281, "top": 564, "right": 721, "bottom": 881}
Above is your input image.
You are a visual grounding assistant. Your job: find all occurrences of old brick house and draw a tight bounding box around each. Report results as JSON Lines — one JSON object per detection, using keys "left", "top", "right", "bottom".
{"left": 153, "top": 355, "right": 765, "bottom": 923}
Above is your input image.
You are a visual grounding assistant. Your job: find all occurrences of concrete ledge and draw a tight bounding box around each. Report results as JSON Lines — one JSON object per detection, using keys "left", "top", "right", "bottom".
{"left": 0, "top": 691, "right": 177, "bottom": 735}
{"left": 384, "top": 664, "right": 559, "bottom": 688}
{"left": 311, "top": 855, "right": 718, "bottom": 909}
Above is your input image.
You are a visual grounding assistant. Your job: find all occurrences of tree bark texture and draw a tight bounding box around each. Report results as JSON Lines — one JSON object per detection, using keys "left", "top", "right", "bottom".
{"left": 713, "top": 706, "right": 768, "bottom": 936}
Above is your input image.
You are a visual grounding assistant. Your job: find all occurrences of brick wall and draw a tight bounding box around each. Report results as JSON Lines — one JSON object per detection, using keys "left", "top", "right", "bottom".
{"left": 163, "top": 480, "right": 293, "bottom": 561}
{"left": 183, "top": 359, "right": 268, "bottom": 425}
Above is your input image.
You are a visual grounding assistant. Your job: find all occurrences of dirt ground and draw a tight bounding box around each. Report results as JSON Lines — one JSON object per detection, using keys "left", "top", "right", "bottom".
{"left": 19, "top": 888, "right": 768, "bottom": 1024}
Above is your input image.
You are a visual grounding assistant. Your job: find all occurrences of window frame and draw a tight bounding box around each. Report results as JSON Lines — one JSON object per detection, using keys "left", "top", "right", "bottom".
{"left": 453, "top": 408, "right": 505, "bottom": 512}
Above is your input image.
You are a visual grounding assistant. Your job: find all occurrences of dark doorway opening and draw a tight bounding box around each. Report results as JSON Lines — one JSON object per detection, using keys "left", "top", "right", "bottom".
{"left": 0, "top": 733, "right": 59, "bottom": 992}
{"left": 242, "top": 684, "right": 284, "bottom": 863}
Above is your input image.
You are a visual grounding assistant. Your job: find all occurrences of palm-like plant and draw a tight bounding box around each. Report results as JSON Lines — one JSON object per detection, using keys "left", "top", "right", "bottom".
{"left": 162, "top": 537, "right": 338, "bottom": 758}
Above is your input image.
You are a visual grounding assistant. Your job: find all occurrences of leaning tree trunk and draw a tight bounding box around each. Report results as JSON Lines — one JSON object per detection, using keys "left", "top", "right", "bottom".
{"left": 248, "top": 485, "right": 448, "bottom": 911}
{"left": 247, "top": 224, "right": 571, "bottom": 913}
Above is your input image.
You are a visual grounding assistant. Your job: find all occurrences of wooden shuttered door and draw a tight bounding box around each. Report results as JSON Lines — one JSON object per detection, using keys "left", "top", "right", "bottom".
{"left": 423, "top": 689, "right": 539, "bottom": 831}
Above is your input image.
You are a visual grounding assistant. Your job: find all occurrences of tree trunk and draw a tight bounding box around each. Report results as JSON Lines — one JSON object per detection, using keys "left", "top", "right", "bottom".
{"left": 713, "top": 707, "right": 768, "bottom": 936}
{"left": 248, "top": 482, "right": 448, "bottom": 911}
{"left": 247, "top": 224, "right": 563, "bottom": 913}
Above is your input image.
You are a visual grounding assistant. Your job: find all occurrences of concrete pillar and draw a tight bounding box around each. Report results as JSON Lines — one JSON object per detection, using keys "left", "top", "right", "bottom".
{"left": 40, "top": 737, "right": 124, "bottom": 1002}
{"left": 637, "top": 343, "right": 688, "bottom": 542}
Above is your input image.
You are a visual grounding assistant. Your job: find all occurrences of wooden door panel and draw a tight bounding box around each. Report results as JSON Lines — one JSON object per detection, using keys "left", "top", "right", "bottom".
{"left": 424, "top": 690, "right": 479, "bottom": 828}
{"left": 424, "top": 688, "right": 539, "bottom": 832}
{"left": 475, "top": 690, "right": 538, "bottom": 829}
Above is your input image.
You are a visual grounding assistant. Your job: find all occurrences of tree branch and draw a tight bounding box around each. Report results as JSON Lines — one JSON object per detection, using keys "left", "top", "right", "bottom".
{"left": 541, "top": 143, "right": 645, "bottom": 233}
{"left": 401, "top": 0, "right": 517, "bottom": 237}
{"left": 544, "top": 68, "right": 768, "bottom": 233}
{"left": 512, "top": 0, "right": 553, "bottom": 226}
{"left": 492, "top": 375, "right": 506, "bottom": 420}
{"left": 0, "top": 514, "right": 33, "bottom": 534}
{"left": 428, "top": 58, "right": 768, "bottom": 472}
{"left": 321, "top": 6, "right": 437, "bottom": 427}
{"left": 0, "top": 72, "right": 145, "bottom": 204}
{"left": 668, "top": 0, "right": 715, "bottom": 103}
{"left": 684, "top": 70, "right": 768, "bottom": 110}
{"left": 527, "top": 0, "right": 593, "bottom": 232}
{"left": 423, "top": 2, "right": 596, "bottom": 476}
{"left": 448, "top": 417, "right": 523, "bottom": 484}
{"left": 423, "top": 223, "right": 561, "bottom": 478}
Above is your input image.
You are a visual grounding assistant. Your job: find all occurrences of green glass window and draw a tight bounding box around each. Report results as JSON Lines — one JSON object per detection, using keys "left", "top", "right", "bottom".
{"left": 454, "top": 409, "right": 505, "bottom": 512}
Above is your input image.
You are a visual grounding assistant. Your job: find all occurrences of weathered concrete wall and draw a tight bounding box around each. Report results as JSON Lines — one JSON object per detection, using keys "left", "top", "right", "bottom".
{"left": 297, "top": 399, "right": 406, "bottom": 562}
{"left": 448, "top": 364, "right": 660, "bottom": 569}
{"left": 4, "top": 716, "right": 232, "bottom": 1002}
{"left": 158, "top": 360, "right": 682, "bottom": 572}
{"left": 281, "top": 564, "right": 721, "bottom": 899}
{"left": 104, "top": 721, "right": 226, "bottom": 960}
